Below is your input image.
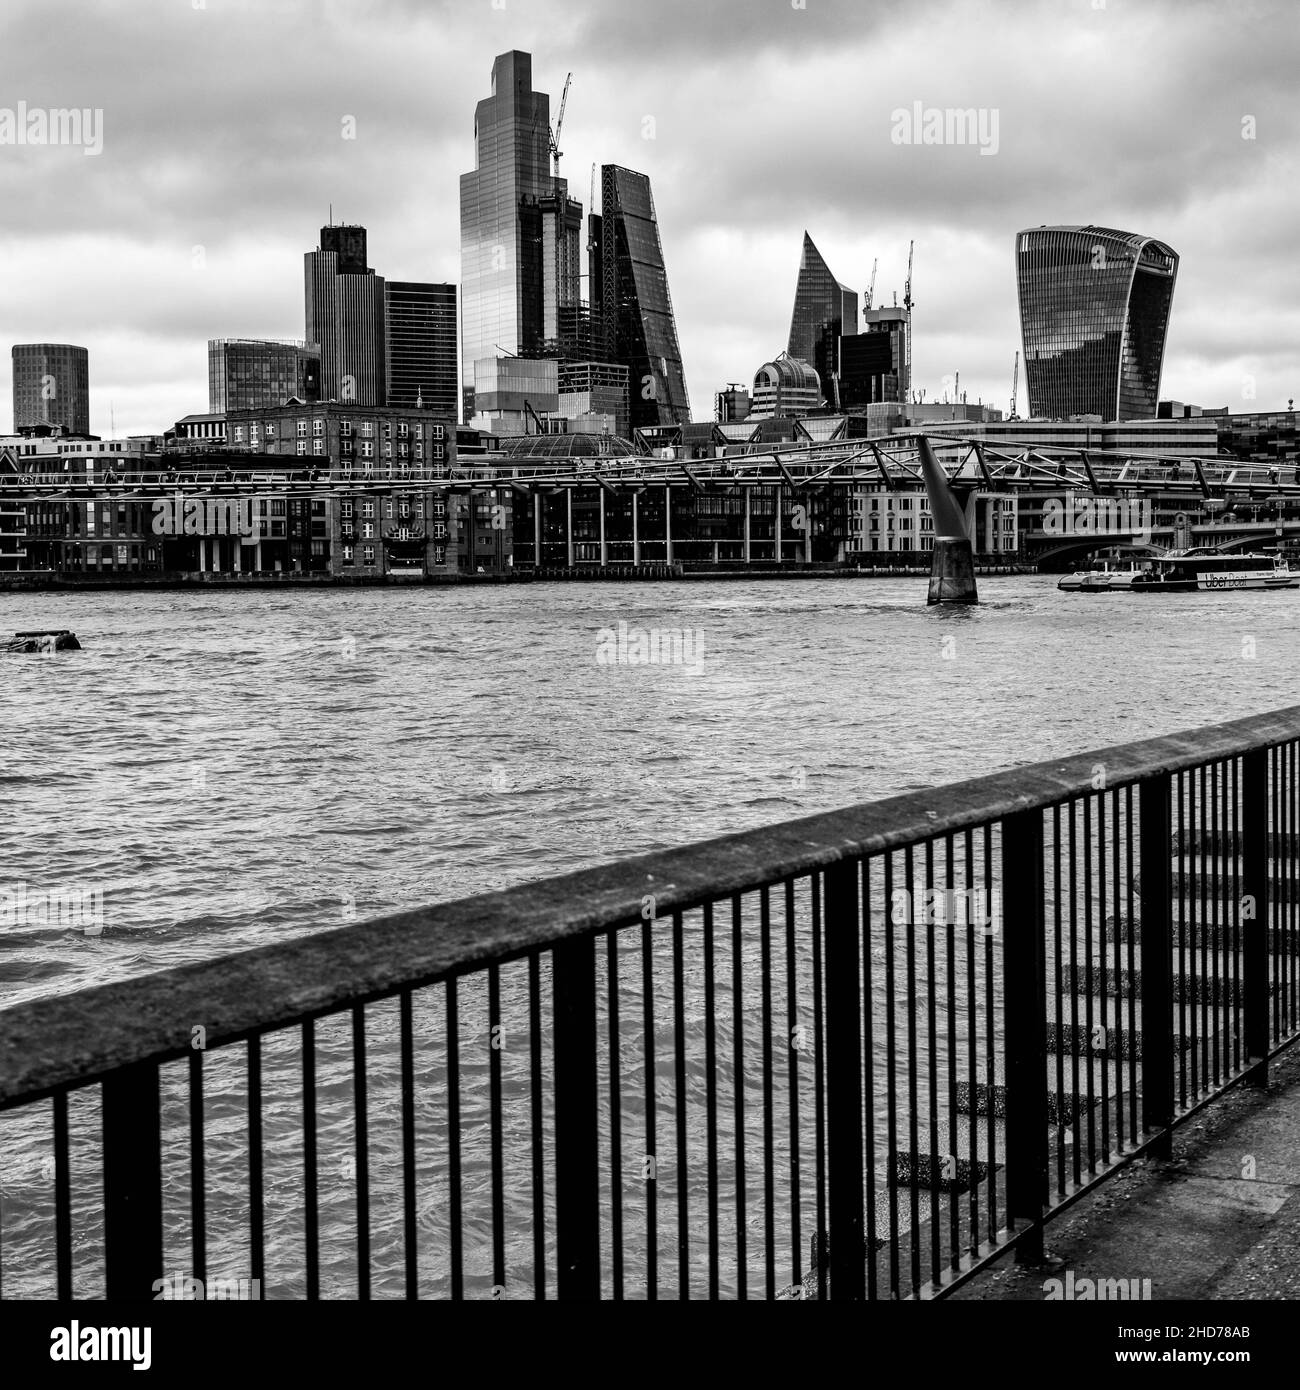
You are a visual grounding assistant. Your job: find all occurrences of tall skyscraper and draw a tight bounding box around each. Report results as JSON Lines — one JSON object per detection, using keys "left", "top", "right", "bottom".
{"left": 12, "top": 343, "right": 89, "bottom": 434}
{"left": 305, "top": 225, "right": 386, "bottom": 406}
{"left": 595, "top": 164, "right": 690, "bottom": 428}
{"left": 787, "top": 234, "right": 857, "bottom": 404}
{"left": 384, "top": 282, "right": 458, "bottom": 419}
{"left": 459, "top": 51, "right": 556, "bottom": 419}
{"left": 1016, "top": 225, "right": 1179, "bottom": 421}
{"left": 208, "top": 339, "right": 320, "bottom": 413}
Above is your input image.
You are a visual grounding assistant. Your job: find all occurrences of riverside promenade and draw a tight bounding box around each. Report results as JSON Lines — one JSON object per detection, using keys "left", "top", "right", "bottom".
{"left": 953, "top": 1039, "right": 1300, "bottom": 1302}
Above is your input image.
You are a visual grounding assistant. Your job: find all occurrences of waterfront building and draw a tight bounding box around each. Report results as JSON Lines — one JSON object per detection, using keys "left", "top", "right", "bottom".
{"left": 11, "top": 343, "right": 90, "bottom": 436}
{"left": 208, "top": 339, "right": 320, "bottom": 414}
{"left": 595, "top": 164, "right": 691, "bottom": 428}
{"left": 305, "top": 225, "right": 386, "bottom": 406}
{"left": 460, "top": 51, "right": 557, "bottom": 419}
{"left": 384, "top": 281, "right": 458, "bottom": 418}
{"left": 787, "top": 234, "right": 857, "bottom": 405}
{"left": 750, "top": 354, "right": 821, "bottom": 420}
{"left": 1015, "top": 225, "right": 1179, "bottom": 421}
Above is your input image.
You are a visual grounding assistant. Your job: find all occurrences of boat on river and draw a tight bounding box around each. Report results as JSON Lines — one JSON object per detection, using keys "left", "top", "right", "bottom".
{"left": 1130, "top": 551, "right": 1297, "bottom": 593}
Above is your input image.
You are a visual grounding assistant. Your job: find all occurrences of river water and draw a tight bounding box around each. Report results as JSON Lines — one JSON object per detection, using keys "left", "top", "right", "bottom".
{"left": 1, "top": 575, "right": 1296, "bottom": 1297}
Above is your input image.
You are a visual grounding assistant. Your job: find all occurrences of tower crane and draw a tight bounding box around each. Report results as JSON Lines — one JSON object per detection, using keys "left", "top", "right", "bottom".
{"left": 1010, "top": 349, "right": 1020, "bottom": 419}
{"left": 549, "top": 72, "right": 572, "bottom": 183}
{"left": 865, "top": 258, "right": 877, "bottom": 312}
{"left": 903, "top": 240, "right": 914, "bottom": 403}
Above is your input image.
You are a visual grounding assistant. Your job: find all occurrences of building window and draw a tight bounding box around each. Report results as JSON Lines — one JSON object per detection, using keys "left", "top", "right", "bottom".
{"left": 398, "top": 422, "right": 408, "bottom": 438}
{"left": 342, "top": 544, "right": 354, "bottom": 566}
{"left": 415, "top": 443, "right": 424, "bottom": 460}
{"left": 312, "top": 418, "right": 324, "bottom": 436}
{"left": 383, "top": 442, "right": 392, "bottom": 458}
{"left": 233, "top": 426, "right": 245, "bottom": 443}
{"left": 297, "top": 420, "right": 308, "bottom": 437}
{"left": 313, "top": 439, "right": 324, "bottom": 455}
{"left": 297, "top": 441, "right": 307, "bottom": 455}
{"left": 361, "top": 441, "right": 373, "bottom": 458}
{"left": 363, "top": 545, "right": 375, "bottom": 565}
{"left": 341, "top": 501, "right": 353, "bottom": 518}
{"left": 340, "top": 420, "right": 353, "bottom": 437}
{"left": 362, "top": 521, "right": 374, "bottom": 539}
{"left": 266, "top": 422, "right": 276, "bottom": 438}
{"left": 361, "top": 421, "right": 373, "bottom": 438}
{"left": 361, "top": 501, "right": 374, "bottom": 518}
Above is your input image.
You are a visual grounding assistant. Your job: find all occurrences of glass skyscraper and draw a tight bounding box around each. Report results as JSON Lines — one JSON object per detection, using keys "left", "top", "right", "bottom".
{"left": 595, "top": 164, "right": 690, "bottom": 428}
{"left": 12, "top": 343, "right": 89, "bottom": 435}
{"left": 384, "top": 282, "right": 458, "bottom": 419}
{"left": 787, "top": 233, "right": 857, "bottom": 403}
{"left": 459, "top": 51, "right": 555, "bottom": 420}
{"left": 305, "top": 225, "right": 385, "bottom": 406}
{"left": 1016, "top": 225, "right": 1179, "bottom": 421}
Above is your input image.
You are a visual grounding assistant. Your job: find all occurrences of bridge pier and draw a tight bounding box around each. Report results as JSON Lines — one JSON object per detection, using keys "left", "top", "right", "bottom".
{"left": 918, "top": 436, "right": 978, "bottom": 605}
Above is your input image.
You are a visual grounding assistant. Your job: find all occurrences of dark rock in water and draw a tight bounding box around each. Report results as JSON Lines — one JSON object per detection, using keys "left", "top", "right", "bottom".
{"left": 4, "top": 630, "right": 81, "bottom": 653}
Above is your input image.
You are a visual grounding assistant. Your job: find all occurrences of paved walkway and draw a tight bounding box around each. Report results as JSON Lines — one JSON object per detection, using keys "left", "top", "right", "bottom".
{"left": 952, "top": 1040, "right": 1300, "bottom": 1301}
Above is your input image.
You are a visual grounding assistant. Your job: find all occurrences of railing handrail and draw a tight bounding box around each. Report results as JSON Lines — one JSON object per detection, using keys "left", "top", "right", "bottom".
{"left": 3, "top": 701, "right": 1299, "bottom": 1108}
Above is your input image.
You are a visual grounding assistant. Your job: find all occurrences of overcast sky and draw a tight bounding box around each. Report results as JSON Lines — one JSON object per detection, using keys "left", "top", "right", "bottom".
{"left": 2, "top": 0, "right": 1297, "bottom": 438}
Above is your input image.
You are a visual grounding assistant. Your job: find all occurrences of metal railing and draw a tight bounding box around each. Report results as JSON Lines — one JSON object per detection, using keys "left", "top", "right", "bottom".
{"left": 1, "top": 707, "right": 1299, "bottom": 1300}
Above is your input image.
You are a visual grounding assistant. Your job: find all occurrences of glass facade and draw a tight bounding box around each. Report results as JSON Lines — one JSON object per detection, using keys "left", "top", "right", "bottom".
{"left": 208, "top": 339, "right": 320, "bottom": 414}
{"left": 1016, "top": 226, "right": 1178, "bottom": 421}
{"left": 600, "top": 164, "right": 691, "bottom": 428}
{"left": 305, "top": 227, "right": 386, "bottom": 407}
{"left": 384, "top": 282, "right": 458, "bottom": 420}
{"left": 787, "top": 234, "right": 857, "bottom": 402}
{"left": 459, "top": 51, "right": 554, "bottom": 420}
{"left": 11, "top": 343, "right": 89, "bottom": 434}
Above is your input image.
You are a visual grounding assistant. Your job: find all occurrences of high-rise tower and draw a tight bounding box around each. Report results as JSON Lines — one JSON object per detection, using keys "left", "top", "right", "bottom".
{"left": 1015, "top": 225, "right": 1178, "bottom": 421}
{"left": 305, "top": 225, "right": 386, "bottom": 406}
{"left": 11, "top": 343, "right": 89, "bottom": 435}
{"left": 459, "top": 51, "right": 558, "bottom": 419}
{"left": 787, "top": 234, "right": 857, "bottom": 404}
{"left": 595, "top": 164, "right": 690, "bottom": 428}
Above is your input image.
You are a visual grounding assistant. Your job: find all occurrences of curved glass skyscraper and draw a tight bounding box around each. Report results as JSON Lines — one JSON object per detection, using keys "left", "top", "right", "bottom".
{"left": 1016, "top": 226, "right": 1178, "bottom": 421}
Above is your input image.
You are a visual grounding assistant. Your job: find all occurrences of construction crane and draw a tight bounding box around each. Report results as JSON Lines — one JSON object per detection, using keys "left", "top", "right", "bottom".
{"left": 865, "top": 258, "right": 877, "bottom": 312}
{"left": 1010, "top": 350, "right": 1020, "bottom": 419}
{"left": 549, "top": 72, "right": 572, "bottom": 183}
{"left": 903, "top": 240, "right": 914, "bottom": 403}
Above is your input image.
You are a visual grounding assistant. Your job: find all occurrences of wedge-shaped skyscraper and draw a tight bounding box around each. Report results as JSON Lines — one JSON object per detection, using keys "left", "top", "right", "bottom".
{"left": 1016, "top": 225, "right": 1178, "bottom": 421}
{"left": 787, "top": 233, "right": 857, "bottom": 402}
{"left": 592, "top": 165, "right": 691, "bottom": 428}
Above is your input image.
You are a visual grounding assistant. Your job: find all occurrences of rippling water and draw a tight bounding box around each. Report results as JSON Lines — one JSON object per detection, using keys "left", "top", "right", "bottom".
{"left": 2, "top": 575, "right": 1296, "bottom": 1005}
{"left": 2, "top": 576, "right": 1296, "bottom": 1298}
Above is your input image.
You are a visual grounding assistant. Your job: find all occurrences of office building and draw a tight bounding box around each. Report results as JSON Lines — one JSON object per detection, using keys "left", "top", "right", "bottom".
{"left": 595, "top": 164, "right": 691, "bottom": 428}
{"left": 460, "top": 51, "right": 557, "bottom": 418}
{"left": 787, "top": 234, "right": 857, "bottom": 404}
{"left": 1016, "top": 225, "right": 1179, "bottom": 421}
{"left": 750, "top": 353, "right": 821, "bottom": 419}
{"left": 208, "top": 339, "right": 320, "bottom": 414}
{"left": 12, "top": 343, "right": 90, "bottom": 435}
{"left": 558, "top": 360, "right": 630, "bottom": 437}
{"left": 384, "top": 281, "right": 458, "bottom": 419}
{"left": 305, "top": 225, "right": 386, "bottom": 406}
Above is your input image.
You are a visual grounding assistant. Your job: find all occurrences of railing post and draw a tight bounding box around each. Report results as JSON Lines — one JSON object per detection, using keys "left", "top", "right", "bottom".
{"left": 1242, "top": 750, "right": 1271, "bottom": 1088}
{"left": 553, "top": 933, "right": 600, "bottom": 1298}
{"left": 102, "top": 1061, "right": 164, "bottom": 1300}
{"left": 824, "top": 859, "right": 866, "bottom": 1300}
{"left": 1002, "top": 807, "right": 1048, "bottom": 1264}
{"left": 1139, "top": 773, "right": 1175, "bottom": 1155}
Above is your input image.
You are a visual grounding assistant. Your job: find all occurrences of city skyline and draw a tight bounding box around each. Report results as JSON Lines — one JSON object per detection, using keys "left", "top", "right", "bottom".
{"left": 2, "top": 0, "right": 1298, "bottom": 438}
